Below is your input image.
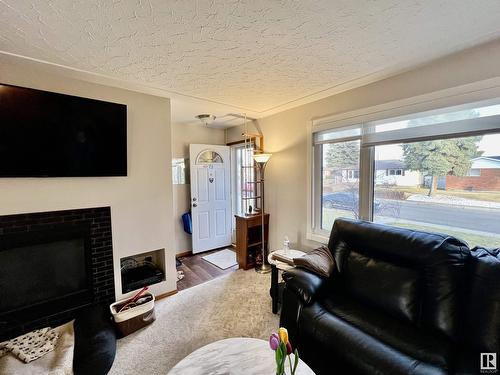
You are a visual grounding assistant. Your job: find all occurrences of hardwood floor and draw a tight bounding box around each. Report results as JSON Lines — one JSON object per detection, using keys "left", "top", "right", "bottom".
{"left": 176, "top": 247, "right": 239, "bottom": 291}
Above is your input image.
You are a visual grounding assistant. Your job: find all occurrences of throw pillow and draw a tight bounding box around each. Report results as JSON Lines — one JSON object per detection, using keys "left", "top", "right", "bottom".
{"left": 294, "top": 246, "right": 335, "bottom": 277}
{"left": 2, "top": 327, "right": 59, "bottom": 363}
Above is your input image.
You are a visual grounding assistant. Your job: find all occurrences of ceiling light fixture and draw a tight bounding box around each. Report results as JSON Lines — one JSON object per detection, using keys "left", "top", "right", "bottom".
{"left": 195, "top": 114, "right": 216, "bottom": 126}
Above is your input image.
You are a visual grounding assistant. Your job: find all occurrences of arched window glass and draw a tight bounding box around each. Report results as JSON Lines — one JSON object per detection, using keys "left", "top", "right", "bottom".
{"left": 196, "top": 150, "right": 223, "bottom": 164}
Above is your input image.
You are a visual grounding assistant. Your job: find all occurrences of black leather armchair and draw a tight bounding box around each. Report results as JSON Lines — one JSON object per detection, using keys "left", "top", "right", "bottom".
{"left": 280, "top": 218, "right": 500, "bottom": 375}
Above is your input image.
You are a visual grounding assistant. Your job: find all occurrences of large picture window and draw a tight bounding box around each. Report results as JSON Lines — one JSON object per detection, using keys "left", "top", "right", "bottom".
{"left": 311, "top": 100, "right": 500, "bottom": 248}
{"left": 321, "top": 140, "right": 360, "bottom": 231}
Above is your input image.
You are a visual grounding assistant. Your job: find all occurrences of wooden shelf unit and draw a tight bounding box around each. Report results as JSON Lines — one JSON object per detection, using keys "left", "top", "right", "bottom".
{"left": 235, "top": 213, "right": 269, "bottom": 270}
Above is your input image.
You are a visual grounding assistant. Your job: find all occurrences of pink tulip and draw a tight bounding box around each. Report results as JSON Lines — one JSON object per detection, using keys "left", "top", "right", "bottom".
{"left": 286, "top": 341, "right": 292, "bottom": 355}
{"left": 269, "top": 333, "right": 279, "bottom": 351}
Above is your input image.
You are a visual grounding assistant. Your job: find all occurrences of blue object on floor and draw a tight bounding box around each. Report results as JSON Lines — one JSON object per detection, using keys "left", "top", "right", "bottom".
{"left": 182, "top": 212, "right": 192, "bottom": 234}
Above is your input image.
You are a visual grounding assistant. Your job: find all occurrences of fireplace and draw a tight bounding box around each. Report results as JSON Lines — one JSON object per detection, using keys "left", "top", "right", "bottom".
{"left": 0, "top": 207, "right": 115, "bottom": 341}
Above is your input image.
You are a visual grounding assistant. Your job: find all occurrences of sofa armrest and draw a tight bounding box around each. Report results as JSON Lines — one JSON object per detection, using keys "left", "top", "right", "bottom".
{"left": 282, "top": 268, "right": 328, "bottom": 305}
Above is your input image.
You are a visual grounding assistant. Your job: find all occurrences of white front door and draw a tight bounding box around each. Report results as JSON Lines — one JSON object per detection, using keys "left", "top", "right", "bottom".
{"left": 189, "top": 144, "right": 232, "bottom": 254}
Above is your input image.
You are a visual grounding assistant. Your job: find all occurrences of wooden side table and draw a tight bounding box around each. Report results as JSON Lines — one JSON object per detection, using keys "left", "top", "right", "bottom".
{"left": 268, "top": 249, "right": 306, "bottom": 314}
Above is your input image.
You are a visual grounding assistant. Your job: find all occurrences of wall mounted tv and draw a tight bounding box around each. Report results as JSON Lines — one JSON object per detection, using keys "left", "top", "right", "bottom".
{"left": 0, "top": 83, "right": 127, "bottom": 177}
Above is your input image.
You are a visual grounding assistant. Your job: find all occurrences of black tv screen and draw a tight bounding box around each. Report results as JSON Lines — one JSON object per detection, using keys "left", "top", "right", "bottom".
{"left": 0, "top": 83, "right": 127, "bottom": 177}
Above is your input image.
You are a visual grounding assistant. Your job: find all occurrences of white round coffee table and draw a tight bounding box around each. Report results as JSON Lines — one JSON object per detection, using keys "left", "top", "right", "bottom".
{"left": 268, "top": 249, "right": 306, "bottom": 313}
{"left": 168, "top": 338, "right": 314, "bottom": 375}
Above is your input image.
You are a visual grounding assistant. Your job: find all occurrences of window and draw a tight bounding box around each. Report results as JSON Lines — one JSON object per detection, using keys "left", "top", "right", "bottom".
{"left": 373, "top": 135, "right": 500, "bottom": 247}
{"left": 315, "top": 138, "right": 361, "bottom": 233}
{"left": 387, "top": 169, "right": 403, "bottom": 176}
{"left": 172, "top": 158, "right": 188, "bottom": 184}
{"left": 231, "top": 144, "right": 256, "bottom": 217}
{"left": 348, "top": 170, "right": 360, "bottom": 180}
{"left": 196, "top": 150, "right": 223, "bottom": 164}
{"left": 311, "top": 98, "right": 500, "bottom": 248}
{"left": 467, "top": 168, "right": 481, "bottom": 177}
{"left": 230, "top": 143, "right": 256, "bottom": 242}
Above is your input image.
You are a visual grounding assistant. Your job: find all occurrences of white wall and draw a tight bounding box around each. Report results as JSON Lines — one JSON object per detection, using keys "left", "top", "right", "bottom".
{"left": 226, "top": 39, "right": 500, "bottom": 252}
{"left": 0, "top": 55, "right": 176, "bottom": 300}
{"left": 171, "top": 123, "right": 225, "bottom": 254}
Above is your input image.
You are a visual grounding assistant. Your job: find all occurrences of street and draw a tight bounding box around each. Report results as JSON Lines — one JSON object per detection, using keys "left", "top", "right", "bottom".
{"left": 379, "top": 200, "right": 500, "bottom": 234}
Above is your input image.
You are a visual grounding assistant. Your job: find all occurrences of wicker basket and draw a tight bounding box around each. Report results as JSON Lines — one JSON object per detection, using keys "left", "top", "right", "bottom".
{"left": 110, "top": 292, "right": 155, "bottom": 337}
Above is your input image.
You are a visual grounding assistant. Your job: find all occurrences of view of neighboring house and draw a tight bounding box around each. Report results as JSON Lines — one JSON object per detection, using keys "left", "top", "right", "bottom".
{"left": 324, "top": 159, "right": 422, "bottom": 187}
{"left": 374, "top": 160, "right": 422, "bottom": 187}
{"left": 323, "top": 164, "right": 359, "bottom": 184}
{"left": 445, "top": 156, "right": 500, "bottom": 191}
{"left": 326, "top": 156, "right": 500, "bottom": 191}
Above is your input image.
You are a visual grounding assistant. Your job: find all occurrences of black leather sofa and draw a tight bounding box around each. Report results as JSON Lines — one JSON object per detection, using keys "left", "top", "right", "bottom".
{"left": 280, "top": 218, "right": 500, "bottom": 375}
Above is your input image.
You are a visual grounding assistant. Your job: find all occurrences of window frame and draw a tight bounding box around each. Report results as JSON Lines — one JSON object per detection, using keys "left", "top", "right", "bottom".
{"left": 307, "top": 77, "right": 500, "bottom": 243}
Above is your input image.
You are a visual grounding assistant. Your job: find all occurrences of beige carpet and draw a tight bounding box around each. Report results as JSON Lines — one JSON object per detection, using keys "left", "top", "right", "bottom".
{"left": 110, "top": 269, "right": 279, "bottom": 374}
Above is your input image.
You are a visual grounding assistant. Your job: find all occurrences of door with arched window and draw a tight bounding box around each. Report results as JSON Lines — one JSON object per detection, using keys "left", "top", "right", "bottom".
{"left": 189, "top": 144, "right": 232, "bottom": 253}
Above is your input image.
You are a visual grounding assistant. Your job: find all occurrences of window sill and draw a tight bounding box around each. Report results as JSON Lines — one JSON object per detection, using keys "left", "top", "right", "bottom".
{"left": 306, "top": 231, "right": 329, "bottom": 244}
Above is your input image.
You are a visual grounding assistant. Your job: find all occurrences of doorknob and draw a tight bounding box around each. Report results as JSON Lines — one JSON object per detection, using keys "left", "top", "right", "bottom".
{"left": 193, "top": 197, "right": 197, "bottom": 201}
{"left": 193, "top": 203, "right": 197, "bottom": 207}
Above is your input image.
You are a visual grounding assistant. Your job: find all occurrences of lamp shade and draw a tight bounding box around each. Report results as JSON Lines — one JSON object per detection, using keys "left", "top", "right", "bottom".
{"left": 253, "top": 153, "right": 272, "bottom": 164}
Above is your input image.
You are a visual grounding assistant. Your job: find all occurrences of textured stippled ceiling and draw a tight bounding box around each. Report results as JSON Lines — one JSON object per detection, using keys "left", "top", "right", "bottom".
{"left": 1, "top": 1, "right": 500, "bottom": 114}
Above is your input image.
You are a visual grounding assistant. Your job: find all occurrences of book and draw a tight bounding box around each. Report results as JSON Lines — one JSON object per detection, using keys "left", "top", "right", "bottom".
{"left": 271, "top": 252, "right": 296, "bottom": 266}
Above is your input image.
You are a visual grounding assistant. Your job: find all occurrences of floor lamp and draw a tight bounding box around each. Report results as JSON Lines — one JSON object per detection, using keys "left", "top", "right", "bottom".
{"left": 253, "top": 153, "right": 272, "bottom": 274}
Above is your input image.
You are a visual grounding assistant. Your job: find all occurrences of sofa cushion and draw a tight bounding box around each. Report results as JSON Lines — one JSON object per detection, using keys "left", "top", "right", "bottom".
{"left": 462, "top": 247, "right": 500, "bottom": 353}
{"left": 321, "top": 293, "right": 454, "bottom": 369}
{"left": 343, "top": 250, "right": 419, "bottom": 323}
{"left": 299, "top": 301, "right": 448, "bottom": 375}
{"left": 328, "top": 218, "right": 470, "bottom": 340}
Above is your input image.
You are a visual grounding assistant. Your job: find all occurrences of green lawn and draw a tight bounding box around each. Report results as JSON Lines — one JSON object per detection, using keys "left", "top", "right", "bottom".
{"left": 321, "top": 209, "right": 356, "bottom": 231}
{"left": 375, "top": 186, "right": 500, "bottom": 203}
{"left": 322, "top": 209, "right": 500, "bottom": 248}
{"left": 383, "top": 221, "right": 500, "bottom": 248}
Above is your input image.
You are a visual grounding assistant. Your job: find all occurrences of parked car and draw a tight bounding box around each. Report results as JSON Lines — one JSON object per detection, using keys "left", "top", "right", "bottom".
{"left": 322, "top": 192, "right": 381, "bottom": 212}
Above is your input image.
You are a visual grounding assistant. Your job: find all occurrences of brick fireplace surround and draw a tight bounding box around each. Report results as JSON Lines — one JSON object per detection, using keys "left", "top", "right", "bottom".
{"left": 0, "top": 207, "right": 115, "bottom": 340}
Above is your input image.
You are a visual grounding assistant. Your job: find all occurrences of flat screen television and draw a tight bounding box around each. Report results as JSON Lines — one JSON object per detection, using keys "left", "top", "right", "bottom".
{"left": 0, "top": 83, "right": 127, "bottom": 177}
